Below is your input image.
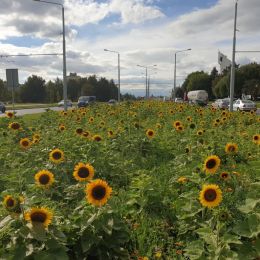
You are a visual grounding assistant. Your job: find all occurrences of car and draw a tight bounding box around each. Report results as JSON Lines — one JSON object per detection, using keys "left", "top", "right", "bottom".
{"left": 231, "top": 99, "right": 257, "bottom": 111}
{"left": 77, "top": 96, "right": 96, "bottom": 108}
{"left": 174, "top": 98, "right": 183, "bottom": 103}
{"left": 0, "top": 102, "right": 6, "bottom": 113}
{"left": 212, "top": 99, "right": 229, "bottom": 109}
{"left": 108, "top": 99, "right": 117, "bottom": 105}
{"left": 58, "top": 100, "right": 73, "bottom": 107}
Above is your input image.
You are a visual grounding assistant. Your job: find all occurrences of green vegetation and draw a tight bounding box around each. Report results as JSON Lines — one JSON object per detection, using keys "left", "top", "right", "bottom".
{"left": 0, "top": 101, "right": 259, "bottom": 259}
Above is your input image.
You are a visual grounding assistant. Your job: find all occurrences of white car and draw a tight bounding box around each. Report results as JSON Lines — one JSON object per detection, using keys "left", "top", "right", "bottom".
{"left": 232, "top": 99, "right": 257, "bottom": 111}
{"left": 58, "top": 100, "right": 73, "bottom": 107}
{"left": 212, "top": 99, "right": 229, "bottom": 109}
{"left": 174, "top": 98, "right": 183, "bottom": 103}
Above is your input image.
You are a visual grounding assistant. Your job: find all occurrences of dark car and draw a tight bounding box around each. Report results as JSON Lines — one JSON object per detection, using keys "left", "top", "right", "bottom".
{"left": 0, "top": 102, "right": 6, "bottom": 113}
{"left": 77, "top": 96, "right": 96, "bottom": 108}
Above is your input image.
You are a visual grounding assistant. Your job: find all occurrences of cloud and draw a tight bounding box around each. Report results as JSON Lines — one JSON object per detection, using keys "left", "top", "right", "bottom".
{"left": 0, "top": 0, "right": 260, "bottom": 97}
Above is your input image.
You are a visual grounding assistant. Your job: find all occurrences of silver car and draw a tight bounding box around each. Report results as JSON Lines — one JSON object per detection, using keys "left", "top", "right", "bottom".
{"left": 212, "top": 99, "right": 229, "bottom": 109}
{"left": 232, "top": 99, "right": 257, "bottom": 111}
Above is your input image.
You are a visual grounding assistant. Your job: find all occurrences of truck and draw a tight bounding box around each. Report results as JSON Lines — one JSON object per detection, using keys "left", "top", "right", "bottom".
{"left": 187, "top": 90, "right": 208, "bottom": 106}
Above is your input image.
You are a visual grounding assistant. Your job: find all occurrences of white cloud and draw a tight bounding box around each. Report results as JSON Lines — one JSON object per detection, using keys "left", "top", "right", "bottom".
{"left": 0, "top": 0, "right": 260, "bottom": 96}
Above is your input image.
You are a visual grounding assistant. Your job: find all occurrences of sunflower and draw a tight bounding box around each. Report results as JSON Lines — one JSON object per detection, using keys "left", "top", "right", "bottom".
{"left": 197, "top": 130, "right": 203, "bottom": 136}
{"left": 20, "top": 138, "right": 31, "bottom": 149}
{"left": 177, "top": 177, "right": 188, "bottom": 184}
{"left": 93, "top": 134, "right": 102, "bottom": 141}
{"left": 219, "top": 211, "right": 229, "bottom": 221}
{"left": 176, "top": 125, "right": 184, "bottom": 132}
{"left": 6, "top": 111, "right": 14, "bottom": 118}
{"left": 220, "top": 172, "right": 229, "bottom": 180}
{"left": 107, "top": 130, "right": 114, "bottom": 138}
{"left": 24, "top": 207, "right": 53, "bottom": 228}
{"left": 82, "top": 131, "right": 91, "bottom": 138}
{"left": 252, "top": 134, "right": 260, "bottom": 145}
{"left": 155, "top": 123, "right": 162, "bottom": 129}
{"left": 8, "top": 122, "right": 20, "bottom": 130}
{"left": 203, "top": 155, "right": 221, "bottom": 174}
{"left": 33, "top": 133, "right": 40, "bottom": 140}
{"left": 49, "top": 148, "right": 64, "bottom": 164}
{"left": 89, "top": 117, "right": 94, "bottom": 123}
{"left": 185, "top": 147, "right": 191, "bottom": 153}
{"left": 73, "top": 162, "right": 94, "bottom": 182}
{"left": 59, "top": 124, "right": 66, "bottom": 131}
{"left": 199, "top": 184, "right": 222, "bottom": 208}
{"left": 146, "top": 129, "right": 155, "bottom": 138}
{"left": 225, "top": 143, "right": 238, "bottom": 154}
{"left": 35, "top": 170, "right": 54, "bottom": 188}
{"left": 85, "top": 179, "right": 112, "bottom": 206}
{"left": 3, "top": 195, "right": 17, "bottom": 210}
{"left": 173, "top": 121, "right": 182, "bottom": 128}
{"left": 186, "top": 116, "right": 192, "bottom": 122}
{"left": 75, "top": 128, "right": 83, "bottom": 135}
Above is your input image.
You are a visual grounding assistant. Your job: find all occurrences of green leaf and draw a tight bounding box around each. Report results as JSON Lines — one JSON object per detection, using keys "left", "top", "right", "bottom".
{"left": 221, "top": 234, "right": 242, "bottom": 245}
{"left": 238, "top": 198, "right": 260, "bottom": 213}
{"left": 184, "top": 240, "right": 204, "bottom": 260}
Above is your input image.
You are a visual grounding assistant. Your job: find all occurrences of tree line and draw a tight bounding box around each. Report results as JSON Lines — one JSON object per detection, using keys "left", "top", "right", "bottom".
{"left": 0, "top": 74, "right": 133, "bottom": 103}
{"left": 175, "top": 62, "right": 260, "bottom": 100}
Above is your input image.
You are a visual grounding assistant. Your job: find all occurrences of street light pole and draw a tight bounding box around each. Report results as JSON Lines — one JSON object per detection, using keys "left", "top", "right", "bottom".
{"left": 137, "top": 64, "right": 156, "bottom": 99}
{"left": 33, "top": 0, "right": 68, "bottom": 111}
{"left": 173, "top": 48, "right": 191, "bottom": 101}
{"left": 229, "top": 1, "right": 238, "bottom": 112}
{"left": 104, "top": 49, "right": 120, "bottom": 102}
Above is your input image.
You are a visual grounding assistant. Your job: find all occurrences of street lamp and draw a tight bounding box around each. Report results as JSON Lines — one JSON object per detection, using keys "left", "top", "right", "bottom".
{"left": 33, "top": 0, "right": 68, "bottom": 111}
{"left": 173, "top": 48, "right": 191, "bottom": 101}
{"left": 104, "top": 49, "right": 120, "bottom": 103}
{"left": 137, "top": 64, "right": 156, "bottom": 98}
{"left": 229, "top": 0, "right": 238, "bottom": 112}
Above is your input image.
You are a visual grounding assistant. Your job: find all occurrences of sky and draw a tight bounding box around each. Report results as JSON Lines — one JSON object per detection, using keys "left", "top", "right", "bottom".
{"left": 0, "top": 0, "right": 259, "bottom": 97}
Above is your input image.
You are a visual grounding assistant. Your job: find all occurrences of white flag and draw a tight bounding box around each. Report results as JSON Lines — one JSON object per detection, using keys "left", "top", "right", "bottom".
{"left": 218, "top": 51, "right": 231, "bottom": 72}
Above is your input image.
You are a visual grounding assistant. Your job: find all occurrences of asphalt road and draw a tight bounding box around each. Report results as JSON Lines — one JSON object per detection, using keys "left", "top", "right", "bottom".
{"left": 0, "top": 106, "right": 259, "bottom": 117}
{"left": 0, "top": 107, "right": 71, "bottom": 117}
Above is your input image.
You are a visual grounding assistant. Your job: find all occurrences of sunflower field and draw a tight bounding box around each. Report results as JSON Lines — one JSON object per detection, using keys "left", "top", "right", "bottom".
{"left": 0, "top": 102, "right": 260, "bottom": 260}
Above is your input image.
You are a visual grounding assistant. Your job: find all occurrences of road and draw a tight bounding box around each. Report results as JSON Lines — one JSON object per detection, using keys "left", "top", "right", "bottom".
{"left": 0, "top": 107, "right": 70, "bottom": 117}
{"left": 0, "top": 107, "right": 259, "bottom": 117}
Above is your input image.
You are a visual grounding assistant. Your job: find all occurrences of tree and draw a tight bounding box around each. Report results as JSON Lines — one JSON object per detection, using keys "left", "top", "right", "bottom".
{"left": 182, "top": 71, "right": 213, "bottom": 99}
{"left": 0, "top": 80, "right": 11, "bottom": 102}
{"left": 45, "top": 78, "right": 63, "bottom": 103}
{"left": 19, "top": 75, "right": 46, "bottom": 103}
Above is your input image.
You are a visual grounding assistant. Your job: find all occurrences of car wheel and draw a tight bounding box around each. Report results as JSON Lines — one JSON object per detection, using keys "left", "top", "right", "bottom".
{"left": 237, "top": 108, "right": 240, "bottom": 111}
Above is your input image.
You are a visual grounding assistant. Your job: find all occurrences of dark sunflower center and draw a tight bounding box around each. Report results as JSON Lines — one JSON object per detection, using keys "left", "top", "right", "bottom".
{"left": 228, "top": 146, "right": 235, "bottom": 152}
{"left": 52, "top": 151, "right": 62, "bottom": 160}
{"left": 175, "top": 122, "right": 180, "bottom": 126}
{"left": 148, "top": 131, "right": 153, "bottom": 136}
{"left": 76, "top": 128, "right": 83, "bottom": 134}
{"left": 204, "top": 189, "right": 217, "bottom": 202}
{"left": 39, "top": 174, "right": 50, "bottom": 185}
{"left": 92, "top": 185, "right": 106, "bottom": 200}
{"left": 7, "top": 198, "right": 15, "bottom": 207}
{"left": 12, "top": 123, "right": 20, "bottom": 129}
{"left": 30, "top": 212, "right": 47, "bottom": 223}
{"left": 206, "top": 159, "right": 216, "bottom": 169}
{"left": 185, "top": 148, "right": 190, "bottom": 153}
{"left": 254, "top": 136, "right": 258, "bottom": 140}
{"left": 221, "top": 173, "right": 228, "bottom": 179}
{"left": 78, "top": 167, "right": 89, "bottom": 178}
{"left": 95, "top": 136, "right": 101, "bottom": 141}
{"left": 22, "top": 141, "right": 29, "bottom": 146}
